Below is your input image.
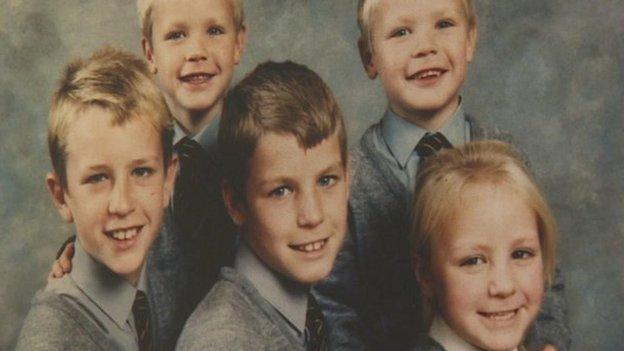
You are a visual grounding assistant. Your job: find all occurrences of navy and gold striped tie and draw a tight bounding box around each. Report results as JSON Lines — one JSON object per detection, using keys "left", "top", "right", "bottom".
{"left": 132, "top": 290, "right": 153, "bottom": 351}
{"left": 305, "top": 293, "right": 327, "bottom": 351}
{"left": 415, "top": 132, "right": 453, "bottom": 160}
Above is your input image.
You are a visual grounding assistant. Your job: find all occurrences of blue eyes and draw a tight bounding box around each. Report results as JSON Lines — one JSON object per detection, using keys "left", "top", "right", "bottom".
{"left": 437, "top": 20, "right": 454, "bottom": 29}
{"left": 208, "top": 27, "right": 224, "bottom": 35}
{"left": 166, "top": 31, "right": 185, "bottom": 41}
{"left": 270, "top": 186, "right": 291, "bottom": 198}
{"left": 268, "top": 175, "right": 340, "bottom": 198}
{"left": 165, "top": 26, "right": 224, "bottom": 41}
{"left": 86, "top": 173, "right": 107, "bottom": 184}
{"left": 132, "top": 167, "right": 155, "bottom": 178}
{"left": 460, "top": 249, "right": 536, "bottom": 267}
{"left": 391, "top": 28, "right": 410, "bottom": 38}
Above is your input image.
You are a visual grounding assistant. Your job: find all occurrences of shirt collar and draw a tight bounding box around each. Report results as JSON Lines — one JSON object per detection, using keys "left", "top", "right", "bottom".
{"left": 70, "top": 240, "right": 147, "bottom": 330}
{"left": 234, "top": 242, "right": 308, "bottom": 335}
{"left": 380, "top": 101, "right": 469, "bottom": 169}
{"left": 429, "top": 315, "right": 519, "bottom": 351}
{"left": 173, "top": 115, "right": 222, "bottom": 156}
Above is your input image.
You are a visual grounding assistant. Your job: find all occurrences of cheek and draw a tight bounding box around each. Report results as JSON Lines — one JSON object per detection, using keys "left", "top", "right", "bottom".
{"left": 437, "top": 269, "right": 481, "bottom": 314}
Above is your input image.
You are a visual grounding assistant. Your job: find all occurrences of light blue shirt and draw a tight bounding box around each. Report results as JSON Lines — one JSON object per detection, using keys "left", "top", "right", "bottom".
{"left": 374, "top": 102, "right": 471, "bottom": 194}
{"left": 173, "top": 115, "right": 221, "bottom": 157}
{"left": 234, "top": 242, "right": 308, "bottom": 345}
{"left": 45, "top": 241, "right": 148, "bottom": 351}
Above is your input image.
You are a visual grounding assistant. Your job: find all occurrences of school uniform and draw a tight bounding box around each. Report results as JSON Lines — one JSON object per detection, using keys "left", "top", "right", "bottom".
{"left": 175, "top": 242, "right": 309, "bottom": 351}
{"left": 16, "top": 241, "right": 153, "bottom": 351}
{"left": 313, "top": 103, "right": 570, "bottom": 350}
{"left": 147, "top": 117, "right": 237, "bottom": 350}
{"left": 412, "top": 316, "right": 524, "bottom": 351}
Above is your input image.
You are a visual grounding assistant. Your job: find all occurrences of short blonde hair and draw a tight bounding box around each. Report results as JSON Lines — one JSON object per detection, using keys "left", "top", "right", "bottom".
{"left": 48, "top": 47, "right": 174, "bottom": 188}
{"left": 137, "top": 0, "right": 245, "bottom": 43}
{"left": 357, "top": 0, "right": 477, "bottom": 53}
{"left": 219, "top": 60, "right": 348, "bottom": 203}
{"left": 409, "top": 140, "right": 557, "bottom": 323}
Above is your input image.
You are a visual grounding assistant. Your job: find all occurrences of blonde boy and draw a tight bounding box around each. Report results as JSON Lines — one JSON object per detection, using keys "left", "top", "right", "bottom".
{"left": 410, "top": 141, "right": 557, "bottom": 350}
{"left": 137, "top": 1, "right": 247, "bottom": 348}
{"left": 314, "top": 1, "right": 569, "bottom": 350}
{"left": 51, "top": 1, "right": 247, "bottom": 349}
{"left": 17, "top": 48, "right": 176, "bottom": 351}
{"left": 176, "top": 61, "right": 349, "bottom": 350}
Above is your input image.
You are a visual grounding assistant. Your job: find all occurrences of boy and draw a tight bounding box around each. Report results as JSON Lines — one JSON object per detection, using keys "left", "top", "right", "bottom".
{"left": 314, "top": 0, "right": 570, "bottom": 350}
{"left": 52, "top": 0, "right": 247, "bottom": 348}
{"left": 176, "top": 61, "right": 350, "bottom": 350}
{"left": 16, "top": 47, "right": 177, "bottom": 350}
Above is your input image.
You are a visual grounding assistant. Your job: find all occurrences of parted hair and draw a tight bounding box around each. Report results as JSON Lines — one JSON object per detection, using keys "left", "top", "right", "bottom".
{"left": 409, "top": 140, "right": 557, "bottom": 323}
{"left": 357, "top": 0, "right": 477, "bottom": 53}
{"left": 48, "top": 47, "right": 174, "bottom": 188}
{"left": 137, "top": 0, "right": 245, "bottom": 43}
{"left": 219, "top": 60, "right": 348, "bottom": 202}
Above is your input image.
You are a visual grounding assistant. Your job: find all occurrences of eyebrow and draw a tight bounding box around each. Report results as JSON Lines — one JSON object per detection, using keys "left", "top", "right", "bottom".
{"left": 256, "top": 160, "right": 344, "bottom": 188}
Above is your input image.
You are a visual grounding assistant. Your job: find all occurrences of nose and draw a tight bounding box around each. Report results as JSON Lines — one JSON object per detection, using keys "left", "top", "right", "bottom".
{"left": 185, "top": 35, "right": 208, "bottom": 62}
{"left": 412, "top": 28, "right": 437, "bottom": 58}
{"left": 488, "top": 263, "right": 517, "bottom": 298}
{"left": 108, "top": 178, "right": 135, "bottom": 217}
{"left": 297, "top": 189, "right": 324, "bottom": 228}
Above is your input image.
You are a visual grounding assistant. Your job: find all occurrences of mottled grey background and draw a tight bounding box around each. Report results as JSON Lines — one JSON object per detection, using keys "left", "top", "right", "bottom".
{"left": 1, "top": 0, "right": 622, "bottom": 350}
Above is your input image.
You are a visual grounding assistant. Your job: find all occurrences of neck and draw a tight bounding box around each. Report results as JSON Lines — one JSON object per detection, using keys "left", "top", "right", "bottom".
{"left": 166, "top": 97, "right": 223, "bottom": 136}
{"left": 392, "top": 96, "right": 460, "bottom": 131}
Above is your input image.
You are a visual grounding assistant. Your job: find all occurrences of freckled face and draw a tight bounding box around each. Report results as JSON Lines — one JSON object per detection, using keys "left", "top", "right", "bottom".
{"left": 234, "top": 132, "right": 349, "bottom": 285}
{"left": 145, "top": 0, "right": 244, "bottom": 115}
{"left": 429, "top": 183, "right": 544, "bottom": 350}
{"left": 62, "top": 107, "right": 174, "bottom": 284}
{"left": 367, "top": 0, "right": 476, "bottom": 121}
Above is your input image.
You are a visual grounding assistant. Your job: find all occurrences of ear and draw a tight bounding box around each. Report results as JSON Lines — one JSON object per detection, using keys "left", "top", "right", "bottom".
{"left": 413, "top": 250, "right": 435, "bottom": 299}
{"left": 466, "top": 25, "right": 478, "bottom": 63}
{"left": 141, "top": 36, "right": 158, "bottom": 74}
{"left": 233, "top": 25, "right": 248, "bottom": 65}
{"left": 162, "top": 154, "right": 179, "bottom": 207}
{"left": 46, "top": 172, "right": 73, "bottom": 223}
{"left": 358, "top": 37, "right": 377, "bottom": 79}
{"left": 222, "top": 181, "right": 246, "bottom": 227}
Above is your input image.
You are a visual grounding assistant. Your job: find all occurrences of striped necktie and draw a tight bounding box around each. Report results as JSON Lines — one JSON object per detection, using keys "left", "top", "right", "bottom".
{"left": 415, "top": 132, "right": 453, "bottom": 160}
{"left": 132, "top": 290, "right": 153, "bottom": 351}
{"left": 305, "top": 293, "right": 327, "bottom": 351}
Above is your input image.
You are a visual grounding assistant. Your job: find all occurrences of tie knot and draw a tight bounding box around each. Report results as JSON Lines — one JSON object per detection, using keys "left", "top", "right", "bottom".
{"left": 415, "top": 132, "right": 453, "bottom": 158}
{"left": 175, "top": 137, "right": 206, "bottom": 162}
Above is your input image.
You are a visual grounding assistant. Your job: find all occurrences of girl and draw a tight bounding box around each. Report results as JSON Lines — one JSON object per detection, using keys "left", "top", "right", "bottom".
{"left": 410, "top": 140, "right": 557, "bottom": 351}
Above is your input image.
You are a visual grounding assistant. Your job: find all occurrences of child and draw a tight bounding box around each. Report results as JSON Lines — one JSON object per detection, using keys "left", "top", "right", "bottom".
{"left": 52, "top": 1, "right": 248, "bottom": 348}
{"left": 410, "top": 140, "right": 556, "bottom": 351}
{"left": 313, "top": 0, "right": 569, "bottom": 350}
{"left": 175, "top": 61, "right": 350, "bottom": 350}
{"left": 16, "top": 47, "right": 177, "bottom": 350}
{"left": 138, "top": 0, "right": 247, "bottom": 347}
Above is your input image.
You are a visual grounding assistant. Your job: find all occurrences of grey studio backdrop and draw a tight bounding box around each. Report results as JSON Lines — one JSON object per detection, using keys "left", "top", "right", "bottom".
{"left": 1, "top": 0, "right": 623, "bottom": 350}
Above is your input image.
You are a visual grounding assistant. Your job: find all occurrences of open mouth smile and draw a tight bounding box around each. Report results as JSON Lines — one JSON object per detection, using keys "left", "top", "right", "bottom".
{"left": 408, "top": 68, "right": 447, "bottom": 81}
{"left": 478, "top": 308, "right": 519, "bottom": 321}
{"left": 180, "top": 73, "right": 215, "bottom": 84}
{"left": 289, "top": 238, "right": 329, "bottom": 253}
{"left": 104, "top": 226, "right": 143, "bottom": 241}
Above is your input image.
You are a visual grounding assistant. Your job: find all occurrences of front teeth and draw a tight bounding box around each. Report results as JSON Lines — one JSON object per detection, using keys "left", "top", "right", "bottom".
{"left": 416, "top": 69, "right": 442, "bottom": 79}
{"left": 292, "top": 239, "right": 327, "bottom": 253}
{"left": 483, "top": 310, "right": 516, "bottom": 320}
{"left": 110, "top": 227, "right": 139, "bottom": 241}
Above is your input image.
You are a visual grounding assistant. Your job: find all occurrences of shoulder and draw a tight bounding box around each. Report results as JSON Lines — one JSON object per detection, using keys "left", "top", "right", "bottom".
{"left": 16, "top": 290, "right": 105, "bottom": 351}
{"left": 176, "top": 270, "right": 272, "bottom": 350}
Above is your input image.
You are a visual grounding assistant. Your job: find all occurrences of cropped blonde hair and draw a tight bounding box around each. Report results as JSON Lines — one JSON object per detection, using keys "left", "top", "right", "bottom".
{"left": 357, "top": 0, "right": 477, "bottom": 53}
{"left": 137, "top": 0, "right": 245, "bottom": 43}
{"left": 48, "top": 47, "right": 174, "bottom": 188}
{"left": 409, "top": 140, "right": 557, "bottom": 323}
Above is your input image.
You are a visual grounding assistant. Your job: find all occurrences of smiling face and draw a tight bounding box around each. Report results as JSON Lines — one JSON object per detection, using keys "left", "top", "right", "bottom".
{"left": 228, "top": 132, "right": 349, "bottom": 285}
{"left": 365, "top": 0, "right": 476, "bottom": 126}
{"left": 428, "top": 183, "right": 544, "bottom": 351}
{"left": 51, "top": 106, "right": 175, "bottom": 285}
{"left": 143, "top": 0, "right": 245, "bottom": 120}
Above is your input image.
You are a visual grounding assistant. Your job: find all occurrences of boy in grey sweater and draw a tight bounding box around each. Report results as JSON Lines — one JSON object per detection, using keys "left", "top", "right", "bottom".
{"left": 176, "top": 61, "right": 350, "bottom": 351}
{"left": 16, "top": 47, "right": 177, "bottom": 351}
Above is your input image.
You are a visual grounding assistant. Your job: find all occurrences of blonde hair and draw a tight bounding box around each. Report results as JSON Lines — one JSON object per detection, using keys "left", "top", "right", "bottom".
{"left": 357, "top": 0, "right": 477, "bottom": 53}
{"left": 219, "top": 60, "right": 348, "bottom": 203}
{"left": 409, "top": 140, "right": 557, "bottom": 324}
{"left": 137, "top": 0, "right": 245, "bottom": 43}
{"left": 48, "top": 47, "right": 174, "bottom": 188}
